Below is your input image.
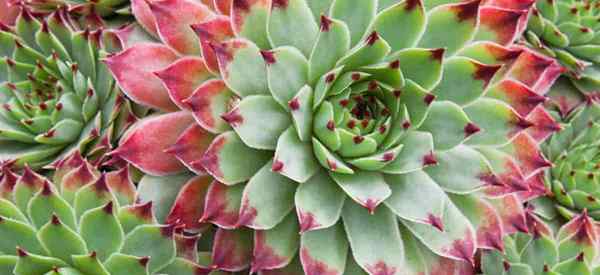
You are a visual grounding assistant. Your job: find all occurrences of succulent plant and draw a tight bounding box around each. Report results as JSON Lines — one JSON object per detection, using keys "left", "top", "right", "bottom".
{"left": 19, "top": 0, "right": 131, "bottom": 27}
{"left": 0, "top": 152, "right": 214, "bottom": 275}
{"left": 525, "top": 0, "right": 600, "bottom": 94}
{"left": 527, "top": 75, "right": 600, "bottom": 223}
{"left": 0, "top": 0, "right": 20, "bottom": 25}
{"left": 0, "top": 7, "right": 136, "bottom": 169}
{"left": 106, "top": 0, "right": 565, "bottom": 274}
{"left": 479, "top": 208, "right": 600, "bottom": 275}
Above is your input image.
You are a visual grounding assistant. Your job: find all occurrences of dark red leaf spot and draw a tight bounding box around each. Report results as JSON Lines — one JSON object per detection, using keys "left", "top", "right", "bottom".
{"left": 473, "top": 63, "right": 501, "bottom": 87}
{"left": 515, "top": 117, "right": 534, "bottom": 129}
{"left": 339, "top": 99, "right": 350, "bottom": 107}
{"left": 139, "top": 256, "right": 150, "bottom": 266}
{"left": 353, "top": 135, "right": 364, "bottom": 144}
{"left": 430, "top": 48, "right": 445, "bottom": 61}
{"left": 464, "top": 122, "right": 481, "bottom": 137}
{"left": 352, "top": 73, "right": 361, "bottom": 81}
{"left": 271, "top": 160, "right": 284, "bottom": 172}
{"left": 233, "top": 0, "right": 250, "bottom": 11}
{"left": 393, "top": 90, "right": 402, "bottom": 98}
{"left": 368, "top": 80, "right": 379, "bottom": 91}
{"left": 260, "top": 50, "right": 276, "bottom": 65}
{"left": 41, "top": 181, "right": 53, "bottom": 196}
{"left": 347, "top": 120, "right": 356, "bottom": 129}
{"left": 379, "top": 125, "right": 387, "bottom": 134}
{"left": 405, "top": 0, "right": 422, "bottom": 11}
{"left": 366, "top": 31, "right": 380, "bottom": 46}
{"left": 325, "top": 73, "right": 336, "bottom": 83}
{"left": 16, "top": 247, "right": 28, "bottom": 257}
{"left": 320, "top": 15, "right": 332, "bottom": 32}
{"left": 327, "top": 159, "right": 337, "bottom": 171}
{"left": 382, "top": 152, "right": 394, "bottom": 162}
{"left": 271, "top": 0, "right": 288, "bottom": 9}
{"left": 288, "top": 98, "right": 300, "bottom": 110}
{"left": 503, "top": 261, "right": 510, "bottom": 271}
{"left": 51, "top": 214, "right": 61, "bottom": 225}
{"left": 427, "top": 214, "right": 444, "bottom": 232}
{"left": 326, "top": 120, "right": 335, "bottom": 131}
{"left": 424, "top": 94, "right": 436, "bottom": 105}
{"left": 402, "top": 121, "right": 411, "bottom": 129}
{"left": 423, "top": 152, "right": 438, "bottom": 166}
{"left": 452, "top": 0, "right": 480, "bottom": 22}
{"left": 221, "top": 108, "right": 244, "bottom": 127}
{"left": 364, "top": 199, "right": 378, "bottom": 215}
{"left": 103, "top": 201, "right": 114, "bottom": 214}
{"left": 389, "top": 60, "right": 400, "bottom": 69}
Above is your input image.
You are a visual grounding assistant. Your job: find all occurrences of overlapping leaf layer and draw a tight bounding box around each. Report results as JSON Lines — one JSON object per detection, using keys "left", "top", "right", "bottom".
{"left": 0, "top": 8, "right": 136, "bottom": 168}
{"left": 105, "top": 0, "right": 565, "bottom": 274}
{"left": 0, "top": 152, "right": 215, "bottom": 275}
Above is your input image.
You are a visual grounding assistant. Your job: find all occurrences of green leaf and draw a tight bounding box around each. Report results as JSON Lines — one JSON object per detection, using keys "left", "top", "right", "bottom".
{"left": 136, "top": 173, "right": 191, "bottom": 223}
{"left": 27, "top": 183, "right": 77, "bottom": 231}
{"left": 14, "top": 251, "right": 67, "bottom": 275}
{"left": 120, "top": 225, "right": 176, "bottom": 273}
{"left": 311, "top": 138, "right": 354, "bottom": 174}
{"left": 384, "top": 170, "right": 446, "bottom": 224}
{"left": 268, "top": 0, "right": 318, "bottom": 56}
{"left": 104, "top": 253, "right": 149, "bottom": 275}
{"left": 392, "top": 48, "right": 443, "bottom": 91}
{"left": 202, "top": 131, "right": 272, "bottom": 185}
{"left": 381, "top": 131, "right": 433, "bottom": 174}
{"left": 433, "top": 57, "right": 499, "bottom": 106}
{"left": 294, "top": 169, "right": 345, "bottom": 232}
{"left": 425, "top": 145, "right": 490, "bottom": 193}
{"left": 0, "top": 217, "right": 45, "bottom": 255}
{"left": 238, "top": 161, "right": 296, "bottom": 230}
{"left": 273, "top": 127, "right": 319, "bottom": 183}
{"left": 342, "top": 202, "right": 404, "bottom": 274}
{"left": 330, "top": 171, "right": 390, "bottom": 212}
{"left": 266, "top": 47, "right": 309, "bottom": 108}
{"left": 336, "top": 31, "right": 390, "bottom": 71}
{"left": 419, "top": 101, "right": 472, "bottom": 150}
{"left": 79, "top": 202, "right": 124, "bottom": 261}
{"left": 215, "top": 39, "right": 268, "bottom": 97}
{"left": 227, "top": 95, "right": 290, "bottom": 150}
{"left": 418, "top": 0, "right": 479, "bottom": 55}
{"left": 37, "top": 216, "right": 88, "bottom": 265}
{"left": 371, "top": 0, "right": 426, "bottom": 52}
{"left": 299, "top": 223, "right": 348, "bottom": 275}
{"left": 520, "top": 235, "right": 559, "bottom": 274}
{"left": 251, "top": 212, "right": 299, "bottom": 271}
{"left": 71, "top": 253, "right": 110, "bottom": 275}
{"left": 464, "top": 98, "right": 521, "bottom": 146}
{"left": 289, "top": 85, "right": 313, "bottom": 141}
{"left": 308, "top": 16, "right": 351, "bottom": 85}
{"left": 330, "top": 0, "right": 376, "bottom": 46}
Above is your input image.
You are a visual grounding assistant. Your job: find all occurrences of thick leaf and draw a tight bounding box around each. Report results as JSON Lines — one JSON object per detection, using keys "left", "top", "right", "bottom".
{"left": 371, "top": 0, "right": 426, "bottom": 52}
{"left": 342, "top": 202, "right": 404, "bottom": 275}
{"left": 213, "top": 39, "right": 268, "bottom": 97}
{"left": 330, "top": 171, "right": 390, "bottom": 213}
{"left": 295, "top": 169, "right": 345, "bottom": 233}
{"left": 104, "top": 43, "right": 178, "bottom": 112}
{"left": 136, "top": 173, "right": 192, "bottom": 223}
{"left": 146, "top": 0, "right": 213, "bottom": 55}
{"left": 201, "top": 131, "right": 272, "bottom": 185}
{"left": 112, "top": 112, "right": 194, "bottom": 176}
{"left": 250, "top": 212, "right": 299, "bottom": 273}
{"left": 300, "top": 223, "right": 348, "bottom": 275}
{"left": 273, "top": 127, "right": 319, "bottom": 183}
{"left": 330, "top": 0, "right": 377, "bottom": 46}
{"left": 268, "top": 0, "right": 318, "bottom": 56}
{"left": 238, "top": 161, "right": 296, "bottom": 230}
{"left": 79, "top": 202, "right": 124, "bottom": 261}
{"left": 211, "top": 227, "right": 253, "bottom": 272}
{"left": 265, "top": 47, "right": 309, "bottom": 108}
{"left": 154, "top": 57, "right": 213, "bottom": 110}
{"left": 418, "top": 0, "right": 480, "bottom": 55}
{"left": 120, "top": 224, "right": 176, "bottom": 273}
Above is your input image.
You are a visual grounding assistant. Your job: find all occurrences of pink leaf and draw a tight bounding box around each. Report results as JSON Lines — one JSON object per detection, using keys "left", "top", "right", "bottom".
{"left": 105, "top": 43, "right": 179, "bottom": 112}
{"left": 154, "top": 57, "right": 213, "bottom": 110}
{"left": 111, "top": 112, "right": 195, "bottom": 176}
{"left": 147, "top": 0, "right": 214, "bottom": 55}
